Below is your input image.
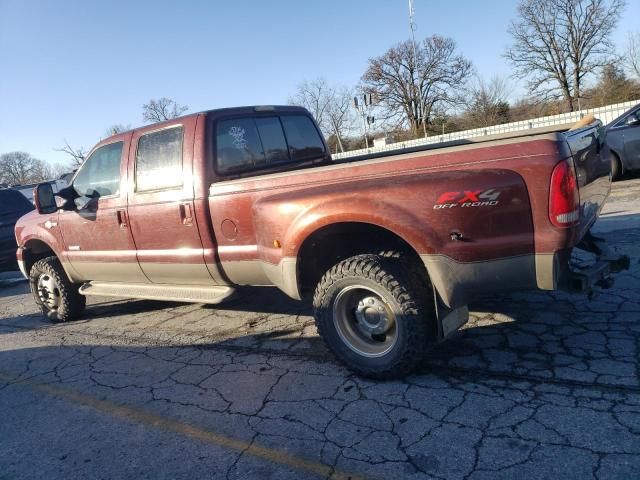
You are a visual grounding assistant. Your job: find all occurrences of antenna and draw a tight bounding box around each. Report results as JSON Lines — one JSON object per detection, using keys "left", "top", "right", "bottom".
{"left": 352, "top": 94, "right": 375, "bottom": 149}
{"left": 409, "top": 0, "right": 426, "bottom": 137}
{"left": 409, "top": 0, "right": 417, "bottom": 48}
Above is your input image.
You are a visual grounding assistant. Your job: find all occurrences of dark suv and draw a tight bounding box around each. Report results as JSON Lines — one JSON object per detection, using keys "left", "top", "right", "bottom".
{"left": 606, "top": 102, "right": 640, "bottom": 180}
{"left": 0, "top": 188, "right": 34, "bottom": 270}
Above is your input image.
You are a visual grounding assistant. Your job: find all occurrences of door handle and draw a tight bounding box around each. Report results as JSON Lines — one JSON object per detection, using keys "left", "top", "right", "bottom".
{"left": 116, "top": 209, "right": 128, "bottom": 228}
{"left": 179, "top": 203, "right": 193, "bottom": 226}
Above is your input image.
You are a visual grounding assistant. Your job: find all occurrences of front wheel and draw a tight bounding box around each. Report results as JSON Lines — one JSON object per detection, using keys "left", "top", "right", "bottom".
{"left": 313, "top": 254, "right": 432, "bottom": 379}
{"left": 29, "top": 256, "right": 86, "bottom": 322}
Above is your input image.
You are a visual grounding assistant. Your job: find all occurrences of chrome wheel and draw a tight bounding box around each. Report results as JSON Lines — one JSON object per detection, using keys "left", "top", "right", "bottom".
{"left": 332, "top": 285, "right": 398, "bottom": 357}
{"left": 37, "top": 273, "right": 61, "bottom": 311}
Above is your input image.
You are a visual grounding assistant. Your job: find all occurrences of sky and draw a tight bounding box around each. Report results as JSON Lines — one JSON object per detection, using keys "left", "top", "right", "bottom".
{"left": 1, "top": 0, "right": 638, "bottom": 167}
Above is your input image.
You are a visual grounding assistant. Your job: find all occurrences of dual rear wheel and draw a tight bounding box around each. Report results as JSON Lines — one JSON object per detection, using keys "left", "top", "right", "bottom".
{"left": 313, "top": 253, "right": 433, "bottom": 379}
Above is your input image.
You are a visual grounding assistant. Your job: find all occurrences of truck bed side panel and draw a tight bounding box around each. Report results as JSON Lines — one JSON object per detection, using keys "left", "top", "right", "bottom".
{"left": 205, "top": 136, "right": 566, "bottom": 305}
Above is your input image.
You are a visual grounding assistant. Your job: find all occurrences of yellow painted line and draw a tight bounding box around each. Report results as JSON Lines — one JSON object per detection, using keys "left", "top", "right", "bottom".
{"left": 0, "top": 371, "right": 365, "bottom": 480}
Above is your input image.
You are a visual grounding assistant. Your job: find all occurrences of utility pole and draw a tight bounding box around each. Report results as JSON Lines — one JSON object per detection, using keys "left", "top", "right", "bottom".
{"left": 353, "top": 94, "right": 374, "bottom": 149}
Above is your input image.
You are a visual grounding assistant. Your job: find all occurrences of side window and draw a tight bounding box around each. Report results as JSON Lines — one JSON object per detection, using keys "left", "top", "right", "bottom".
{"left": 73, "top": 142, "right": 122, "bottom": 199}
{"left": 255, "top": 117, "right": 289, "bottom": 163}
{"left": 216, "top": 118, "right": 266, "bottom": 173}
{"left": 136, "top": 126, "right": 183, "bottom": 191}
{"left": 280, "top": 115, "right": 325, "bottom": 161}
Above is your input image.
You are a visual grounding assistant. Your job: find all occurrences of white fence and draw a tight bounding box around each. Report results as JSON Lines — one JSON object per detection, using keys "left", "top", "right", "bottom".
{"left": 333, "top": 99, "right": 640, "bottom": 160}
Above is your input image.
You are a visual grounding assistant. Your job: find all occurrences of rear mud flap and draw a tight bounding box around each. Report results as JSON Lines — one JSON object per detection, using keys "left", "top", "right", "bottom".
{"left": 433, "top": 288, "right": 469, "bottom": 340}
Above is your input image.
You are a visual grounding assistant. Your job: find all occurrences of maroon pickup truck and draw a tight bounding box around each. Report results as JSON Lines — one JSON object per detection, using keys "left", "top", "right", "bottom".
{"left": 16, "top": 106, "right": 625, "bottom": 378}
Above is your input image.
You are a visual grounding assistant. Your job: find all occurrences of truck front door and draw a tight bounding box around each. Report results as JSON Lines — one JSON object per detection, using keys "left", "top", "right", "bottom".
{"left": 126, "top": 118, "right": 213, "bottom": 285}
{"left": 58, "top": 134, "right": 147, "bottom": 283}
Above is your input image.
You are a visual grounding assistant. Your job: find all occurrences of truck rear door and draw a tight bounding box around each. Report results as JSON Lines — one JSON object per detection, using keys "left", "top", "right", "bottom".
{"left": 126, "top": 117, "right": 213, "bottom": 285}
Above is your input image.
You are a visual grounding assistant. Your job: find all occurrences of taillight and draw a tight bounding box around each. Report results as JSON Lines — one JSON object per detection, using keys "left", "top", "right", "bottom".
{"left": 549, "top": 159, "right": 580, "bottom": 228}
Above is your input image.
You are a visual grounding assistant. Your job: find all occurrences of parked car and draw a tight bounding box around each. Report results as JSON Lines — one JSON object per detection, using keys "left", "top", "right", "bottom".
{"left": 0, "top": 188, "right": 34, "bottom": 270}
{"left": 15, "top": 106, "right": 626, "bottom": 378}
{"left": 606, "top": 102, "right": 640, "bottom": 180}
{"left": 15, "top": 175, "right": 71, "bottom": 205}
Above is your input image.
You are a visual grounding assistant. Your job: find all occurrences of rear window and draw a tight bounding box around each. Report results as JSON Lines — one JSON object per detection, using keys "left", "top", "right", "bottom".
{"left": 281, "top": 115, "right": 326, "bottom": 161}
{"left": 215, "top": 114, "right": 325, "bottom": 174}
{"left": 216, "top": 118, "right": 268, "bottom": 173}
{"left": 0, "top": 189, "right": 33, "bottom": 216}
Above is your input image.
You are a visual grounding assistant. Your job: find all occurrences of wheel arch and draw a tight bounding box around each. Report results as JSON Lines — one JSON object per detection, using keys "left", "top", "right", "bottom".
{"left": 610, "top": 148, "right": 624, "bottom": 176}
{"left": 296, "top": 221, "right": 431, "bottom": 298}
{"left": 21, "top": 238, "right": 69, "bottom": 279}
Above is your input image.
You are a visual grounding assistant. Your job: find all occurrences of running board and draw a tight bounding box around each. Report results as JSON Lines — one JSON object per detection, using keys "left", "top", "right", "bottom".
{"left": 79, "top": 282, "right": 235, "bottom": 305}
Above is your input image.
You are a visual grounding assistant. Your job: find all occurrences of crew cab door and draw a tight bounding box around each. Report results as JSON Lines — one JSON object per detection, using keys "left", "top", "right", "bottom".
{"left": 58, "top": 134, "right": 147, "bottom": 282}
{"left": 126, "top": 118, "right": 213, "bottom": 284}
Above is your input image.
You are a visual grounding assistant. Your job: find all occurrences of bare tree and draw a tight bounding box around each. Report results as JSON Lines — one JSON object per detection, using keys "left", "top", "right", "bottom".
{"left": 289, "top": 79, "right": 331, "bottom": 129}
{"left": 509, "top": 96, "right": 562, "bottom": 121}
{"left": 55, "top": 140, "right": 87, "bottom": 169}
{"left": 362, "top": 35, "right": 472, "bottom": 137}
{"left": 584, "top": 63, "right": 640, "bottom": 106}
{"left": 327, "top": 86, "right": 361, "bottom": 152}
{"left": 0, "top": 152, "right": 53, "bottom": 185}
{"left": 463, "top": 76, "right": 512, "bottom": 128}
{"left": 625, "top": 32, "right": 640, "bottom": 80}
{"left": 142, "top": 97, "right": 188, "bottom": 123}
{"left": 49, "top": 162, "right": 73, "bottom": 179}
{"left": 505, "top": 0, "right": 625, "bottom": 112}
{"left": 289, "top": 79, "right": 356, "bottom": 152}
{"left": 104, "top": 123, "right": 131, "bottom": 137}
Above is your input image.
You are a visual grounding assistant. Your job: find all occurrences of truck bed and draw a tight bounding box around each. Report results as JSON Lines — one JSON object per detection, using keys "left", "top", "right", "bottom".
{"left": 332, "top": 123, "right": 579, "bottom": 164}
{"left": 205, "top": 117, "right": 610, "bottom": 308}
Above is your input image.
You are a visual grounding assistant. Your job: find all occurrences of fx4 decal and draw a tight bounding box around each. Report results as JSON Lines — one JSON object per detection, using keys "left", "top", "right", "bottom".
{"left": 433, "top": 189, "right": 502, "bottom": 209}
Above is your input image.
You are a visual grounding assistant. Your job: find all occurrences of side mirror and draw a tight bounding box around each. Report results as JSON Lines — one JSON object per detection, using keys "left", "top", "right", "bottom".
{"left": 33, "top": 183, "right": 57, "bottom": 214}
{"left": 55, "top": 184, "right": 80, "bottom": 211}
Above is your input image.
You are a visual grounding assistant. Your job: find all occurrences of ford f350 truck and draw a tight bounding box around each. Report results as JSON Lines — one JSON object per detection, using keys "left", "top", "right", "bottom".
{"left": 15, "top": 106, "right": 627, "bottom": 378}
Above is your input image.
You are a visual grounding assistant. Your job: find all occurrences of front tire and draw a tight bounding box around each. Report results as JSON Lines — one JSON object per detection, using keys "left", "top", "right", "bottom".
{"left": 313, "top": 253, "right": 432, "bottom": 379}
{"left": 29, "top": 256, "right": 86, "bottom": 322}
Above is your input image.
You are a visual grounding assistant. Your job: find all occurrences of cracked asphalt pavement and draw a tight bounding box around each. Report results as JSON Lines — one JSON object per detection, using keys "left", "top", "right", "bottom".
{"left": 1, "top": 178, "right": 639, "bottom": 479}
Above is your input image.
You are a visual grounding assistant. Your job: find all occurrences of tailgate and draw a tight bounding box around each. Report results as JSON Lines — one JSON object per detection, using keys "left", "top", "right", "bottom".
{"left": 562, "top": 120, "right": 611, "bottom": 240}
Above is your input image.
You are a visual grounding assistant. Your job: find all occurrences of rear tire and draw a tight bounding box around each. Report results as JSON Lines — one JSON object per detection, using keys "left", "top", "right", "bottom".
{"left": 611, "top": 152, "right": 622, "bottom": 181}
{"left": 29, "top": 256, "right": 86, "bottom": 322}
{"left": 313, "top": 253, "right": 432, "bottom": 379}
